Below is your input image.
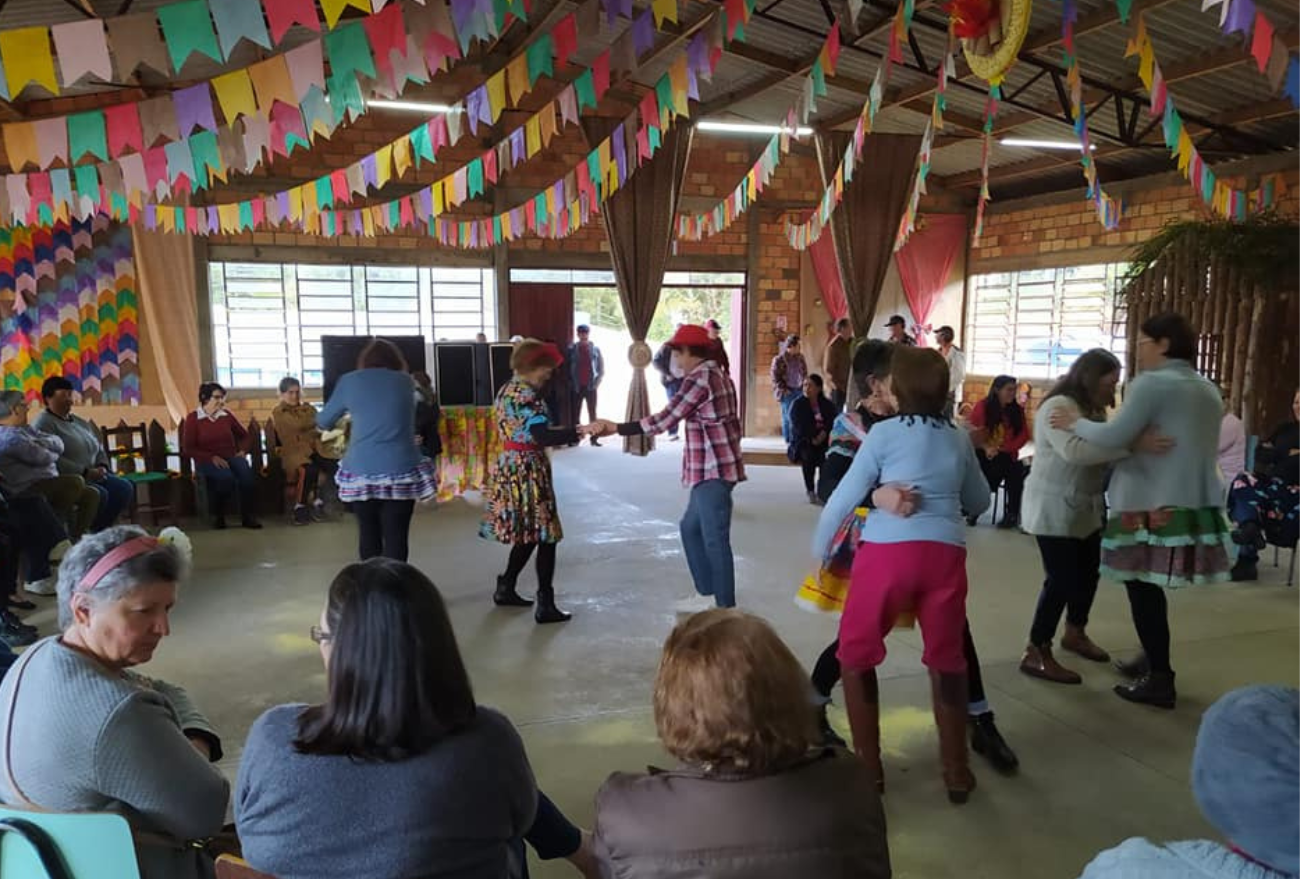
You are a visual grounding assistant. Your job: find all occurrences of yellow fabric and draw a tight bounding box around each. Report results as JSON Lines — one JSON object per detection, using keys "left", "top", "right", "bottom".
{"left": 436, "top": 406, "right": 501, "bottom": 502}
{"left": 132, "top": 227, "right": 201, "bottom": 426}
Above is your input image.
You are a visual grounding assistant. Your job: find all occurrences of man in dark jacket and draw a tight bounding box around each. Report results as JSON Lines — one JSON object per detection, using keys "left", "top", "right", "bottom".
{"left": 566, "top": 325, "right": 605, "bottom": 446}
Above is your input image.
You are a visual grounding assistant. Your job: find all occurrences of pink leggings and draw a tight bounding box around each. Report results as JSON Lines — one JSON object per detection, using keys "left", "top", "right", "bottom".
{"left": 837, "top": 540, "right": 969, "bottom": 674}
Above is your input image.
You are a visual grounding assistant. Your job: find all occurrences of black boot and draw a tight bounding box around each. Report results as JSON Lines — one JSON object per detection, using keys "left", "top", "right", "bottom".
{"left": 211, "top": 493, "right": 227, "bottom": 530}
{"left": 969, "top": 711, "right": 1019, "bottom": 773}
{"left": 1232, "top": 520, "right": 1266, "bottom": 550}
{"left": 1231, "top": 559, "right": 1259, "bottom": 581}
{"left": 533, "top": 586, "right": 571, "bottom": 624}
{"left": 1114, "top": 652, "right": 1150, "bottom": 679}
{"left": 1114, "top": 670, "right": 1176, "bottom": 709}
{"left": 817, "top": 705, "right": 847, "bottom": 748}
{"left": 493, "top": 575, "right": 533, "bottom": 608}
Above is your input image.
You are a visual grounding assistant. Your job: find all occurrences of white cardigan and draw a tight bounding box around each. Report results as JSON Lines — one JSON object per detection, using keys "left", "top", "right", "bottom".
{"left": 1021, "top": 396, "right": 1129, "bottom": 539}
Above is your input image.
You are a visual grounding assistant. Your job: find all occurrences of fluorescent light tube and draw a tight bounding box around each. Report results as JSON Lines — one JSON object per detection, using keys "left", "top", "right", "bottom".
{"left": 698, "top": 120, "right": 814, "bottom": 136}
{"left": 1000, "top": 137, "right": 1095, "bottom": 151}
{"left": 364, "top": 99, "right": 461, "bottom": 113}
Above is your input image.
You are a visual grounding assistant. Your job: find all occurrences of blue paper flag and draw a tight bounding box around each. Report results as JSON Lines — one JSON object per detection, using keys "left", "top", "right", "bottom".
{"left": 1285, "top": 55, "right": 1300, "bottom": 108}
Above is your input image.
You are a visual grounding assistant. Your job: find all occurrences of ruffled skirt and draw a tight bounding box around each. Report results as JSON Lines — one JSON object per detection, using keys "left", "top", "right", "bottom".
{"left": 479, "top": 450, "right": 563, "bottom": 545}
{"left": 336, "top": 457, "right": 439, "bottom": 503}
{"left": 1100, "top": 506, "right": 1232, "bottom": 588}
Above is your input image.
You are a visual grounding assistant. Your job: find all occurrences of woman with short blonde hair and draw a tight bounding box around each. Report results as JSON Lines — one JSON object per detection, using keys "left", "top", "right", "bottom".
{"left": 594, "top": 609, "right": 889, "bottom": 879}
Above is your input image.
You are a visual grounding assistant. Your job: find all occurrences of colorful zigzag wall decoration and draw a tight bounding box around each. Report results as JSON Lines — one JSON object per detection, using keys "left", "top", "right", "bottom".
{"left": 0, "top": 216, "right": 139, "bottom": 405}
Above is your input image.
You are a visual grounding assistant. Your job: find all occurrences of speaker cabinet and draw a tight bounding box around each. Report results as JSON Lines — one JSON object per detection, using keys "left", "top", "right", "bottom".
{"left": 322, "top": 335, "right": 426, "bottom": 401}
{"left": 433, "top": 343, "right": 478, "bottom": 406}
{"left": 489, "top": 343, "right": 514, "bottom": 400}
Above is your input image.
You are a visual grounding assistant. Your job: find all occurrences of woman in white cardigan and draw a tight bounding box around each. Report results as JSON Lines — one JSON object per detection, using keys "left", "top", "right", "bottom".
{"left": 1020, "top": 350, "right": 1172, "bottom": 685}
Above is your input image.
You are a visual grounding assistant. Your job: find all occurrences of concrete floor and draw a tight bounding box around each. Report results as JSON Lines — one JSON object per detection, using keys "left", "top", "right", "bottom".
{"left": 25, "top": 444, "right": 1298, "bottom": 878}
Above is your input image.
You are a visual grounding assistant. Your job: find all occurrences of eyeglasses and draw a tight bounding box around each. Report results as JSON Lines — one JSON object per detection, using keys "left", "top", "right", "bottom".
{"left": 309, "top": 625, "right": 332, "bottom": 644}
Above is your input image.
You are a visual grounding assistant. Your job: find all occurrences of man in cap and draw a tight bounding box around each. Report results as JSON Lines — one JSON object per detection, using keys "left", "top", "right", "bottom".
{"left": 884, "top": 315, "right": 916, "bottom": 346}
{"left": 566, "top": 324, "right": 604, "bottom": 446}
{"left": 585, "top": 325, "right": 745, "bottom": 612}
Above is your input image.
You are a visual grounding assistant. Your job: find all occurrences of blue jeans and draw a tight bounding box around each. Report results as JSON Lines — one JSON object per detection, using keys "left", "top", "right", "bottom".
{"left": 88, "top": 473, "right": 134, "bottom": 531}
{"left": 779, "top": 390, "right": 800, "bottom": 443}
{"left": 5, "top": 495, "right": 67, "bottom": 582}
{"left": 197, "top": 456, "right": 256, "bottom": 517}
{"left": 680, "top": 479, "right": 736, "bottom": 607}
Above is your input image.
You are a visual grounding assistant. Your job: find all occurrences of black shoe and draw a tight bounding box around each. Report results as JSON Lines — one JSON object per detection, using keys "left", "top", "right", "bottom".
{"left": 817, "top": 706, "right": 847, "bottom": 748}
{"left": 1231, "top": 560, "right": 1259, "bottom": 582}
{"left": 7, "top": 597, "right": 36, "bottom": 611}
{"left": 996, "top": 515, "right": 1019, "bottom": 530}
{"left": 1114, "top": 653, "right": 1150, "bottom": 679}
{"left": 590, "top": 437, "right": 602, "bottom": 447}
{"left": 241, "top": 518, "right": 263, "bottom": 530}
{"left": 493, "top": 576, "right": 533, "bottom": 608}
{"left": 969, "top": 712, "right": 1019, "bottom": 773}
{"left": 292, "top": 505, "right": 312, "bottom": 526}
{"left": 1, "top": 610, "right": 36, "bottom": 635}
{"left": 534, "top": 589, "right": 572, "bottom": 624}
{"left": 1114, "top": 670, "right": 1176, "bottom": 709}
{"left": 0, "top": 622, "right": 36, "bottom": 648}
{"left": 1232, "top": 521, "right": 1266, "bottom": 550}
{"left": 213, "top": 516, "right": 227, "bottom": 530}
{"left": 966, "top": 515, "right": 980, "bottom": 527}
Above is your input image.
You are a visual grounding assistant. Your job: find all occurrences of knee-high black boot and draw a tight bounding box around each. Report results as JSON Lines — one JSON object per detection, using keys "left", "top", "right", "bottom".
{"left": 533, "top": 543, "right": 570, "bottom": 624}
{"left": 495, "top": 543, "right": 535, "bottom": 607}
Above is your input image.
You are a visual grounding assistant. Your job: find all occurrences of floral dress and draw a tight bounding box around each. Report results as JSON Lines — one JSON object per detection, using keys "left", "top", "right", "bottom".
{"left": 479, "top": 378, "right": 563, "bottom": 545}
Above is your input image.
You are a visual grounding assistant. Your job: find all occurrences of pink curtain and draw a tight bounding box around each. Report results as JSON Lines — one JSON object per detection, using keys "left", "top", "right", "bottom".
{"left": 894, "top": 213, "right": 967, "bottom": 347}
{"left": 809, "top": 232, "right": 847, "bottom": 322}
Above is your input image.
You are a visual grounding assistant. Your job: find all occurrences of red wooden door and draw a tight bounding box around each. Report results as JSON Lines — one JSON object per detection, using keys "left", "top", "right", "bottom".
{"left": 508, "top": 283, "right": 576, "bottom": 426}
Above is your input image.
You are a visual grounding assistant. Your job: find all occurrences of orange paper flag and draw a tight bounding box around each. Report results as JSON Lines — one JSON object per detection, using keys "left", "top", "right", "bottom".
{"left": 2, "top": 122, "right": 40, "bottom": 171}
{"left": 249, "top": 55, "right": 297, "bottom": 114}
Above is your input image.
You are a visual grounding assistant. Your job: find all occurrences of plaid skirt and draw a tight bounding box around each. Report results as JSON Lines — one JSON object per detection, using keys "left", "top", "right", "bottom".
{"left": 336, "top": 457, "right": 439, "bottom": 503}
{"left": 1100, "top": 506, "right": 1233, "bottom": 589}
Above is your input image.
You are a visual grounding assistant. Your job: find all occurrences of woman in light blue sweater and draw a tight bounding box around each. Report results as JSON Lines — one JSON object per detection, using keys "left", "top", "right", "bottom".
{"left": 815, "top": 346, "right": 990, "bottom": 804}
{"left": 317, "top": 339, "right": 438, "bottom": 562}
{"left": 1050, "top": 313, "right": 1230, "bottom": 710}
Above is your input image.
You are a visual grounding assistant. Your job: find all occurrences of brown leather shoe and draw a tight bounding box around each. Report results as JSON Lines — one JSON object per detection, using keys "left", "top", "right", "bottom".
{"left": 1061, "top": 625, "right": 1110, "bottom": 663}
{"left": 1019, "top": 643, "right": 1083, "bottom": 685}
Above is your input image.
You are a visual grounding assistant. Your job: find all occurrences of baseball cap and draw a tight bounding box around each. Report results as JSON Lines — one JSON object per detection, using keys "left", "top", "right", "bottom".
{"left": 705, "top": 318, "right": 722, "bottom": 331}
{"left": 884, "top": 315, "right": 906, "bottom": 327}
{"left": 667, "top": 324, "right": 712, "bottom": 349}
{"left": 576, "top": 324, "right": 590, "bottom": 333}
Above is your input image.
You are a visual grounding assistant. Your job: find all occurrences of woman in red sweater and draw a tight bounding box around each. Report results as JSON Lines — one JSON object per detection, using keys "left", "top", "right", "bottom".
{"left": 966, "top": 375, "right": 1031, "bottom": 529}
{"left": 181, "top": 382, "right": 261, "bottom": 530}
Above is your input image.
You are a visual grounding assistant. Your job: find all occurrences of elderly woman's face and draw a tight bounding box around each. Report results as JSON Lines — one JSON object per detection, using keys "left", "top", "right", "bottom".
{"left": 70, "top": 580, "right": 176, "bottom": 668}
{"left": 202, "top": 389, "right": 227, "bottom": 415}
{"left": 47, "top": 388, "right": 75, "bottom": 417}
{"left": 281, "top": 385, "right": 302, "bottom": 406}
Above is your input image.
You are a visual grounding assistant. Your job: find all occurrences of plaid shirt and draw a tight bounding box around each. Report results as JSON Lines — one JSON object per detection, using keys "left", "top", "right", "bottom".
{"left": 641, "top": 360, "right": 745, "bottom": 487}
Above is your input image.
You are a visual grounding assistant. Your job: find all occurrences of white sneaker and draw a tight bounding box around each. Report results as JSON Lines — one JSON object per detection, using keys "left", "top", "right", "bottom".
{"left": 48, "top": 540, "right": 71, "bottom": 564}
{"left": 673, "top": 594, "right": 716, "bottom": 614}
{"left": 25, "top": 576, "right": 57, "bottom": 596}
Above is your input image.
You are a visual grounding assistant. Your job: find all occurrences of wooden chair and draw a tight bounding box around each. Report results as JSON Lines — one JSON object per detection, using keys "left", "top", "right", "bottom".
{"left": 0, "top": 805, "right": 140, "bottom": 878}
{"left": 216, "top": 854, "right": 276, "bottom": 878}
{"left": 100, "top": 422, "right": 179, "bottom": 526}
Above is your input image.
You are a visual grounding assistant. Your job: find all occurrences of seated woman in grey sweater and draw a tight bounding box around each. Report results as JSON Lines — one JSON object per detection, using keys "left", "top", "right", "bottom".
{"left": 236, "top": 558, "right": 598, "bottom": 879}
{"left": 0, "top": 526, "right": 230, "bottom": 879}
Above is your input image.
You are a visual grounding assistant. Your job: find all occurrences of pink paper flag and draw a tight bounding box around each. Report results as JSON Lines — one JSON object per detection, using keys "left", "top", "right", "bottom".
{"left": 1250, "top": 11, "right": 1274, "bottom": 72}
{"left": 105, "top": 103, "right": 144, "bottom": 157}
{"left": 284, "top": 41, "right": 326, "bottom": 100}
{"left": 143, "top": 147, "right": 169, "bottom": 198}
{"left": 52, "top": 19, "right": 113, "bottom": 86}
{"left": 263, "top": 0, "right": 322, "bottom": 44}
{"left": 33, "top": 117, "right": 68, "bottom": 166}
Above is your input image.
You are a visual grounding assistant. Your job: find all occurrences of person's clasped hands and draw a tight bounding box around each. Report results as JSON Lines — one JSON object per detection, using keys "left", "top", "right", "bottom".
{"left": 578, "top": 419, "right": 618, "bottom": 439}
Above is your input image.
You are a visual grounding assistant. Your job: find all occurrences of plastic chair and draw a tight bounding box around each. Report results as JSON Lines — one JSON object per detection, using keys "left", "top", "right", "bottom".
{"left": 216, "top": 854, "right": 276, "bottom": 878}
{"left": 0, "top": 805, "right": 140, "bottom": 878}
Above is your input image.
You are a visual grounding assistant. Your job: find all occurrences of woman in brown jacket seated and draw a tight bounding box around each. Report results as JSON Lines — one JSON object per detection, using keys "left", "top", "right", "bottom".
{"left": 593, "top": 609, "right": 890, "bottom": 879}
{"left": 270, "top": 376, "right": 339, "bottom": 526}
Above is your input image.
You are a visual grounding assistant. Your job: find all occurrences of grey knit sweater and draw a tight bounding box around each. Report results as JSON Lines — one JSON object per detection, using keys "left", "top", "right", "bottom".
{"left": 32, "top": 410, "right": 110, "bottom": 477}
{"left": 0, "top": 638, "right": 230, "bottom": 879}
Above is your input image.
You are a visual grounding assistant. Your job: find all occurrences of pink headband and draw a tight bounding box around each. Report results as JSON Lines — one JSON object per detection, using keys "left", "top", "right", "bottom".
{"left": 76, "top": 536, "right": 160, "bottom": 594}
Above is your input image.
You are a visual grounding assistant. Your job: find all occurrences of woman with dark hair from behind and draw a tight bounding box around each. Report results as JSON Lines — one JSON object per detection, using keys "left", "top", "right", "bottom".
{"left": 1050, "top": 313, "right": 1231, "bottom": 709}
{"left": 317, "top": 339, "right": 438, "bottom": 562}
{"left": 179, "top": 381, "right": 261, "bottom": 530}
{"left": 236, "top": 558, "right": 598, "bottom": 879}
{"left": 966, "top": 375, "right": 1031, "bottom": 528}
{"left": 1020, "top": 350, "right": 1173, "bottom": 685}
{"left": 788, "top": 374, "right": 839, "bottom": 505}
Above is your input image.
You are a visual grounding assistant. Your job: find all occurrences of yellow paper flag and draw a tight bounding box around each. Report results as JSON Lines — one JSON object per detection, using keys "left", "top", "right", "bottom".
{"left": 2, "top": 123, "right": 39, "bottom": 171}
{"left": 502, "top": 210, "right": 512, "bottom": 240}
{"left": 486, "top": 70, "right": 506, "bottom": 123}
{"left": 539, "top": 106, "right": 557, "bottom": 148}
{"left": 507, "top": 56, "right": 530, "bottom": 105}
{"left": 432, "top": 181, "right": 444, "bottom": 217}
{"left": 1137, "top": 42, "right": 1155, "bottom": 88}
{"left": 1, "top": 27, "right": 60, "bottom": 96}
{"left": 651, "top": 0, "right": 678, "bottom": 26}
{"left": 218, "top": 203, "right": 239, "bottom": 233}
{"left": 288, "top": 186, "right": 303, "bottom": 221}
{"left": 375, "top": 144, "right": 393, "bottom": 188}
{"left": 212, "top": 70, "right": 259, "bottom": 123}
{"left": 525, "top": 115, "right": 541, "bottom": 157}
{"left": 320, "top": 0, "right": 370, "bottom": 29}
{"left": 393, "top": 136, "right": 413, "bottom": 179}
{"left": 362, "top": 208, "right": 375, "bottom": 237}
{"left": 1176, "top": 131, "right": 1193, "bottom": 172}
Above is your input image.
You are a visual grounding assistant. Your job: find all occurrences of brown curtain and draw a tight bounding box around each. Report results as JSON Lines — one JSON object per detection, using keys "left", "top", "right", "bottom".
{"left": 133, "top": 227, "right": 202, "bottom": 426}
{"left": 816, "top": 132, "right": 922, "bottom": 337}
{"left": 582, "top": 118, "right": 694, "bottom": 456}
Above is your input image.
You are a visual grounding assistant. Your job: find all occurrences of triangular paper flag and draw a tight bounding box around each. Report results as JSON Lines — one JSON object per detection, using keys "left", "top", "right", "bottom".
{"left": 157, "top": 1, "right": 223, "bottom": 70}
{"left": 249, "top": 55, "right": 299, "bottom": 113}
{"left": 0, "top": 27, "right": 61, "bottom": 96}
{"left": 320, "top": 0, "right": 370, "bottom": 29}
{"left": 2, "top": 123, "right": 38, "bottom": 171}
{"left": 324, "top": 21, "right": 377, "bottom": 80}
{"left": 264, "top": 0, "right": 322, "bottom": 43}
{"left": 107, "top": 13, "right": 172, "bottom": 78}
{"left": 212, "top": 69, "right": 259, "bottom": 123}
{"left": 68, "top": 110, "right": 108, "bottom": 162}
{"left": 52, "top": 20, "right": 113, "bottom": 87}
{"left": 139, "top": 96, "right": 180, "bottom": 148}
{"left": 173, "top": 82, "right": 218, "bottom": 135}
{"left": 1250, "top": 12, "right": 1274, "bottom": 72}
{"left": 105, "top": 103, "right": 145, "bottom": 157}
{"left": 33, "top": 117, "right": 68, "bottom": 166}
{"left": 211, "top": 0, "right": 272, "bottom": 57}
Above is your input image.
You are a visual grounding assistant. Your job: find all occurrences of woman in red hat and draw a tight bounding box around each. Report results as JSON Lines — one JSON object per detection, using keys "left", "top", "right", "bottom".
{"left": 479, "top": 339, "right": 579, "bottom": 624}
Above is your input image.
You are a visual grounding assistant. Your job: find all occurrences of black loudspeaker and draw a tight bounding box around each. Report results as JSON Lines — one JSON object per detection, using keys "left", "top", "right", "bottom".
{"left": 433, "top": 342, "right": 503, "bottom": 406}
{"left": 489, "top": 343, "right": 514, "bottom": 399}
{"left": 322, "top": 335, "right": 427, "bottom": 401}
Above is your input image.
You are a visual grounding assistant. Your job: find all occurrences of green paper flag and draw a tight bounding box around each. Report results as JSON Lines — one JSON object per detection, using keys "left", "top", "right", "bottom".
{"left": 410, "top": 124, "right": 435, "bottom": 166}
{"left": 655, "top": 79, "right": 673, "bottom": 123}
{"left": 467, "top": 158, "right": 484, "bottom": 198}
{"left": 493, "top": 214, "right": 503, "bottom": 241}
{"left": 189, "top": 130, "right": 221, "bottom": 189}
{"left": 533, "top": 192, "right": 547, "bottom": 225}
{"left": 324, "top": 21, "right": 376, "bottom": 81}
{"left": 389, "top": 201, "right": 400, "bottom": 228}
{"left": 574, "top": 69, "right": 597, "bottom": 111}
{"left": 648, "top": 125, "right": 661, "bottom": 153}
{"left": 586, "top": 153, "right": 601, "bottom": 200}
{"left": 1116, "top": 0, "right": 1133, "bottom": 23}
{"left": 285, "top": 131, "right": 311, "bottom": 156}
{"left": 526, "top": 34, "right": 554, "bottom": 84}
{"left": 328, "top": 71, "right": 366, "bottom": 124}
{"left": 239, "top": 201, "right": 254, "bottom": 230}
{"left": 157, "top": 0, "right": 223, "bottom": 71}
{"left": 811, "top": 59, "right": 826, "bottom": 97}
{"left": 73, "top": 163, "right": 98, "bottom": 198}
{"left": 68, "top": 111, "right": 108, "bottom": 162}
{"left": 315, "top": 176, "right": 333, "bottom": 210}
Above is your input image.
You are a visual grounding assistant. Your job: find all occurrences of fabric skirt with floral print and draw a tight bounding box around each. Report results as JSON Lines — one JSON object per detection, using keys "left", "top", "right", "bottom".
{"left": 1100, "top": 506, "right": 1232, "bottom": 588}
{"left": 795, "top": 508, "right": 915, "bottom": 627}
{"left": 478, "top": 450, "right": 563, "bottom": 545}
{"left": 336, "top": 457, "right": 438, "bottom": 503}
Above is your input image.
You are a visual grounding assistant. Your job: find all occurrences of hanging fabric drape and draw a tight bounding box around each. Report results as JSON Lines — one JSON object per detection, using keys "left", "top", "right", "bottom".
{"left": 894, "top": 213, "right": 967, "bottom": 346}
{"left": 582, "top": 117, "right": 693, "bottom": 456}
{"left": 809, "top": 232, "right": 847, "bottom": 323}
{"left": 133, "top": 226, "right": 201, "bottom": 425}
{"left": 816, "top": 132, "right": 922, "bottom": 336}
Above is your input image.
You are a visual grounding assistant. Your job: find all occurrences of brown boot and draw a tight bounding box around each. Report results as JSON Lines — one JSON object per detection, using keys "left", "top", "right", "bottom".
{"left": 1061, "top": 624, "right": 1110, "bottom": 663}
{"left": 1019, "top": 643, "right": 1082, "bottom": 685}
{"left": 842, "top": 669, "right": 885, "bottom": 793}
{"left": 931, "top": 670, "right": 976, "bottom": 804}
